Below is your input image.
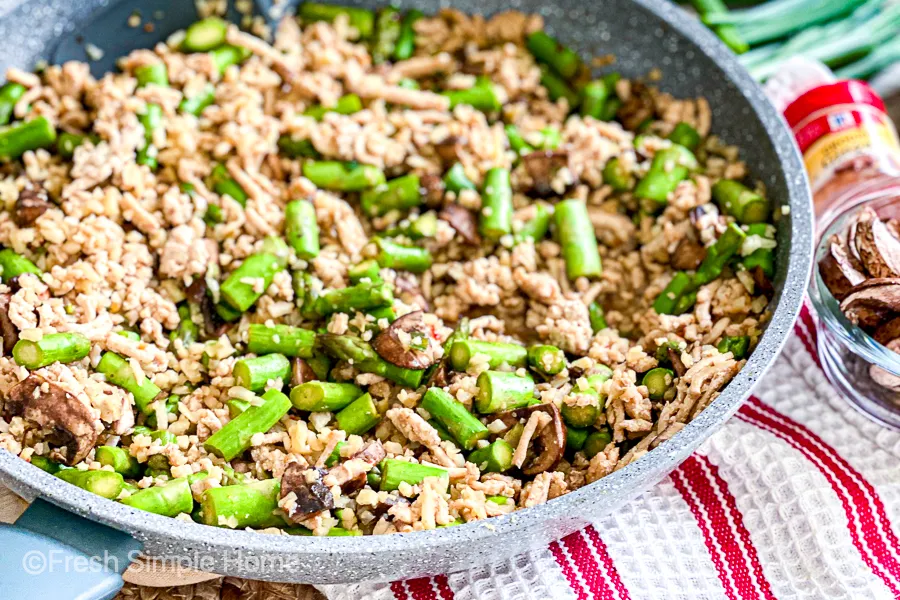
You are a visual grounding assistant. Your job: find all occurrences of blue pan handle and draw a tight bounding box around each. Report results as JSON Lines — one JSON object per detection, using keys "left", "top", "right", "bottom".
{"left": 0, "top": 498, "right": 143, "bottom": 600}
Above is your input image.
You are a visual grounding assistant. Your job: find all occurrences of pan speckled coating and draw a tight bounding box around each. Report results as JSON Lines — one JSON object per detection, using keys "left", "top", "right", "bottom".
{"left": 0, "top": 0, "right": 813, "bottom": 584}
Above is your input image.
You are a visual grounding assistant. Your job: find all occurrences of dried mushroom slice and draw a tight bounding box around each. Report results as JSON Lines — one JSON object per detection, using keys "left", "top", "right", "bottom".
{"left": 670, "top": 238, "right": 707, "bottom": 271}
{"left": 3, "top": 375, "right": 98, "bottom": 465}
{"left": 339, "top": 440, "right": 387, "bottom": 494}
{"left": 290, "top": 358, "right": 318, "bottom": 387}
{"left": 870, "top": 339, "right": 900, "bottom": 390}
{"left": 521, "top": 150, "right": 569, "bottom": 197}
{"left": 13, "top": 184, "right": 52, "bottom": 227}
{"left": 839, "top": 278, "right": 900, "bottom": 329}
{"left": 372, "top": 310, "right": 438, "bottom": 370}
{"left": 497, "top": 403, "right": 566, "bottom": 475}
{"left": 419, "top": 174, "right": 445, "bottom": 208}
{"left": 854, "top": 207, "right": 900, "bottom": 278}
{"left": 439, "top": 203, "right": 481, "bottom": 246}
{"left": 819, "top": 234, "right": 866, "bottom": 301}
{"left": 279, "top": 463, "right": 333, "bottom": 523}
{"left": 874, "top": 316, "right": 900, "bottom": 346}
{"left": 667, "top": 347, "right": 687, "bottom": 377}
{"left": 434, "top": 135, "right": 466, "bottom": 164}
{"left": 0, "top": 293, "right": 17, "bottom": 355}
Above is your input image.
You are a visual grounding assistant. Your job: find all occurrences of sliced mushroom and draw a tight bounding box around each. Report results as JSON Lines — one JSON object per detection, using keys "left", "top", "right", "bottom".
{"left": 689, "top": 203, "right": 719, "bottom": 229}
{"left": 667, "top": 347, "right": 687, "bottom": 377}
{"left": 522, "top": 150, "right": 569, "bottom": 198}
{"left": 870, "top": 339, "right": 900, "bottom": 390}
{"left": 670, "top": 238, "right": 707, "bottom": 271}
{"left": 819, "top": 234, "right": 866, "bottom": 301}
{"left": 291, "top": 358, "right": 318, "bottom": 387}
{"left": 13, "top": 184, "right": 52, "bottom": 227}
{"left": 750, "top": 265, "right": 774, "bottom": 296}
{"left": 854, "top": 207, "right": 900, "bottom": 278}
{"left": 434, "top": 135, "right": 466, "bottom": 164}
{"left": 439, "top": 203, "right": 481, "bottom": 246}
{"left": 186, "top": 277, "right": 233, "bottom": 339}
{"left": 279, "top": 463, "right": 334, "bottom": 523}
{"left": 839, "top": 278, "right": 900, "bottom": 329}
{"left": 0, "top": 293, "right": 17, "bottom": 355}
{"left": 394, "top": 274, "right": 429, "bottom": 311}
{"left": 497, "top": 403, "right": 566, "bottom": 475}
{"left": 372, "top": 310, "right": 438, "bottom": 370}
{"left": 617, "top": 81, "right": 655, "bottom": 131}
{"left": 2, "top": 375, "right": 98, "bottom": 465}
{"left": 420, "top": 174, "right": 446, "bottom": 208}
{"left": 845, "top": 217, "right": 867, "bottom": 274}
{"left": 339, "top": 440, "right": 387, "bottom": 494}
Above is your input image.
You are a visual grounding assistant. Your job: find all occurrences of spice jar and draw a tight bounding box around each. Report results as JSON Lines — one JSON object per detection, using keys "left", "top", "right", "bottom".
{"left": 781, "top": 63, "right": 900, "bottom": 427}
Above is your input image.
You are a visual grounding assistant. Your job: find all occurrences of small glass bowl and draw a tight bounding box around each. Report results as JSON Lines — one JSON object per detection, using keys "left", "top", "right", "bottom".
{"left": 809, "top": 190, "right": 900, "bottom": 430}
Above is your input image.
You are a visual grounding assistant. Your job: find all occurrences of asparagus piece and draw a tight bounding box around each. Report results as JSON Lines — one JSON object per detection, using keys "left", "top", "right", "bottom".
{"left": 131, "top": 426, "right": 178, "bottom": 447}
{"left": 712, "top": 179, "right": 770, "bottom": 224}
{"left": 233, "top": 354, "right": 291, "bottom": 391}
{"left": 589, "top": 301, "right": 608, "bottom": 333}
{"left": 304, "top": 94, "right": 363, "bottom": 120}
{"left": 379, "top": 458, "right": 448, "bottom": 491}
{"left": 443, "top": 80, "right": 502, "bottom": 112}
{"left": 480, "top": 167, "right": 513, "bottom": 241}
{"left": 374, "top": 237, "right": 432, "bottom": 273}
{"left": 515, "top": 202, "right": 552, "bottom": 244}
{"left": 287, "top": 525, "right": 362, "bottom": 536}
{"left": 642, "top": 367, "right": 674, "bottom": 401}
{"left": 634, "top": 144, "right": 698, "bottom": 208}
{"left": 561, "top": 370, "right": 611, "bottom": 427}
{"left": 443, "top": 162, "right": 477, "bottom": 194}
{"left": 304, "top": 280, "right": 393, "bottom": 318}
{"left": 602, "top": 157, "right": 634, "bottom": 191}
{"left": 421, "top": 386, "right": 489, "bottom": 450}
{"left": 581, "top": 80, "right": 610, "bottom": 120}
{"left": 335, "top": 392, "right": 381, "bottom": 434}
{"left": 200, "top": 479, "right": 283, "bottom": 528}
{"left": 261, "top": 235, "right": 290, "bottom": 269}
{"left": 30, "top": 455, "right": 61, "bottom": 474}
{"left": 210, "top": 163, "right": 248, "bottom": 207}
{"left": 393, "top": 9, "right": 423, "bottom": 61}
{"left": 539, "top": 66, "right": 579, "bottom": 108}
{"left": 12, "top": 332, "right": 90, "bottom": 369}
{"left": 599, "top": 97, "right": 622, "bottom": 122}
{"left": 284, "top": 199, "right": 320, "bottom": 260}
{"left": 95, "top": 446, "right": 141, "bottom": 478}
{"left": 527, "top": 345, "right": 566, "bottom": 377}
{"left": 302, "top": 161, "right": 385, "bottom": 191}
{"left": 526, "top": 31, "right": 584, "bottom": 80}
{"left": 248, "top": 324, "right": 315, "bottom": 358}
{"left": 668, "top": 122, "right": 701, "bottom": 151}
{"left": 291, "top": 381, "right": 361, "bottom": 412}
{"left": 583, "top": 428, "right": 612, "bottom": 459}
{"left": 690, "top": 0, "right": 748, "bottom": 54}
{"left": 555, "top": 198, "right": 602, "bottom": 280}
{"left": 121, "top": 477, "right": 194, "bottom": 517}
{"left": 209, "top": 44, "right": 252, "bottom": 76}
{"left": 97, "top": 352, "right": 163, "bottom": 415}
{"left": 467, "top": 439, "right": 514, "bottom": 473}
{"left": 324, "top": 441, "right": 346, "bottom": 467}
{"left": 220, "top": 252, "right": 283, "bottom": 312}
{"left": 135, "top": 62, "right": 168, "bottom": 88}
{"left": 57, "top": 132, "right": 99, "bottom": 158}
{"left": 475, "top": 370, "right": 535, "bottom": 414}
{"left": 653, "top": 271, "right": 692, "bottom": 316}
{"left": 278, "top": 135, "right": 320, "bottom": 159}
{"left": 717, "top": 335, "right": 750, "bottom": 359}
{"left": 179, "top": 83, "right": 216, "bottom": 116}
{"left": 169, "top": 303, "right": 199, "bottom": 347}
{"left": 317, "top": 333, "right": 424, "bottom": 388}
{"left": 145, "top": 394, "right": 179, "bottom": 429}
{"left": 360, "top": 174, "right": 421, "bottom": 217}
{"left": 449, "top": 339, "right": 527, "bottom": 371}
{"left": 0, "top": 248, "right": 40, "bottom": 281}
{"left": 505, "top": 124, "right": 534, "bottom": 157}
{"left": 371, "top": 7, "right": 401, "bottom": 64}
{"left": 348, "top": 259, "right": 381, "bottom": 284}
{"left": 0, "top": 82, "right": 26, "bottom": 126}
{"left": 204, "top": 388, "right": 292, "bottom": 461}
{"left": 674, "top": 291, "right": 698, "bottom": 315}
{"left": 57, "top": 469, "right": 125, "bottom": 499}
{"left": 742, "top": 223, "right": 775, "bottom": 279}
{"left": 693, "top": 222, "right": 747, "bottom": 287}
{"left": 183, "top": 17, "right": 228, "bottom": 52}
{"left": 566, "top": 427, "right": 589, "bottom": 452}
{"left": 0, "top": 116, "right": 57, "bottom": 161}
{"left": 297, "top": 2, "right": 376, "bottom": 39}
{"left": 227, "top": 398, "right": 250, "bottom": 417}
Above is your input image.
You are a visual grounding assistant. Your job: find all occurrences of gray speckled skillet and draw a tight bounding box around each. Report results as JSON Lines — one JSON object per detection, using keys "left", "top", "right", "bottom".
{"left": 0, "top": 0, "right": 813, "bottom": 594}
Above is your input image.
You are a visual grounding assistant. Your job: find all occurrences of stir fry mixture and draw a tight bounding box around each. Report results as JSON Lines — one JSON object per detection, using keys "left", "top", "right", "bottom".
{"left": 0, "top": 5, "right": 778, "bottom": 535}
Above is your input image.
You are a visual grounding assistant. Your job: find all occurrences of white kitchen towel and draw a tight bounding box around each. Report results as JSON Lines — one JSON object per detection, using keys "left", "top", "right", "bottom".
{"left": 320, "top": 305, "right": 900, "bottom": 600}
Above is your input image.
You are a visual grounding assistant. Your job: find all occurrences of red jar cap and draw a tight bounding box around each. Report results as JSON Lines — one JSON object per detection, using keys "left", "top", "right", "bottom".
{"left": 783, "top": 80, "right": 886, "bottom": 129}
